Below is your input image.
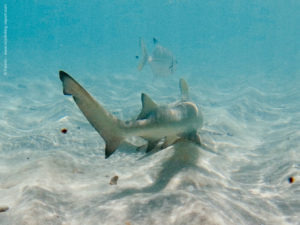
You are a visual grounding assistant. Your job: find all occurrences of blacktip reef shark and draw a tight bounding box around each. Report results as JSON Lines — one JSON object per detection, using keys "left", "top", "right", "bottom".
{"left": 138, "top": 38, "right": 177, "bottom": 77}
{"left": 59, "top": 71, "right": 203, "bottom": 158}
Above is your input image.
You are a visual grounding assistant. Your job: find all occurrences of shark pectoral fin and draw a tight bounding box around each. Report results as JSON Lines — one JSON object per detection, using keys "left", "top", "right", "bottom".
{"left": 146, "top": 140, "right": 160, "bottom": 153}
{"left": 179, "top": 78, "right": 189, "bottom": 101}
{"left": 192, "top": 133, "right": 202, "bottom": 146}
{"left": 161, "top": 135, "right": 179, "bottom": 149}
{"left": 181, "top": 131, "right": 201, "bottom": 146}
{"left": 137, "top": 93, "right": 157, "bottom": 120}
{"left": 136, "top": 144, "right": 147, "bottom": 152}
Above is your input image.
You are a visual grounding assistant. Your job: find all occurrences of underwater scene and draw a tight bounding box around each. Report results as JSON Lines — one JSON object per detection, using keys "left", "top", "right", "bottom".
{"left": 0, "top": 1, "right": 299, "bottom": 224}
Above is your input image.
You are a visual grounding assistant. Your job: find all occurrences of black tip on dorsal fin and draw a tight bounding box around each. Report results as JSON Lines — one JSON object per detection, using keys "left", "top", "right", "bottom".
{"left": 141, "top": 93, "right": 157, "bottom": 110}
{"left": 137, "top": 93, "right": 157, "bottom": 120}
{"left": 179, "top": 78, "right": 189, "bottom": 101}
{"left": 153, "top": 37, "right": 158, "bottom": 45}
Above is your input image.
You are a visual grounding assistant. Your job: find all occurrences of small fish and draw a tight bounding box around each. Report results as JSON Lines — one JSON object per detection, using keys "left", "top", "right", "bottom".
{"left": 137, "top": 38, "right": 177, "bottom": 77}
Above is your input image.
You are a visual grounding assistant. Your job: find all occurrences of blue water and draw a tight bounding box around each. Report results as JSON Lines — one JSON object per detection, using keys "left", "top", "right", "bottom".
{"left": 0, "top": 1, "right": 299, "bottom": 224}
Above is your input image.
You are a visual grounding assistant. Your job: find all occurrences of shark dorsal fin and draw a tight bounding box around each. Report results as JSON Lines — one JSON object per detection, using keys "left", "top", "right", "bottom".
{"left": 137, "top": 93, "right": 157, "bottom": 120}
{"left": 179, "top": 78, "right": 189, "bottom": 101}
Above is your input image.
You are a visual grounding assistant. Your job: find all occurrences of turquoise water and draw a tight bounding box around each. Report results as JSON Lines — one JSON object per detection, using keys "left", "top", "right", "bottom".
{"left": 0, "top": 1, "right": 299, "bottom": 224}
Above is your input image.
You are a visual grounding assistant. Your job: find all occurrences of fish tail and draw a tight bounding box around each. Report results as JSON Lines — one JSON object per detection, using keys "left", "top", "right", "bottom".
{"left": 59, "top": 71, "right": 125, "bottom": 159}
{"left": 137, "top": 38, "right": 148, "bottom": 71}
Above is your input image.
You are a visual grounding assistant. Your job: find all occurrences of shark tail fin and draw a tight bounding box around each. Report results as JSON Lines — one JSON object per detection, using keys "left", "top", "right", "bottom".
{"left": 137, "top": 38, "right": 148, "bottom": 71}
{"left": 59, "top": 71, "right": 125, "bottom": 159}
{"left": 179, "top": 78, "right": 189, "bottom": 101}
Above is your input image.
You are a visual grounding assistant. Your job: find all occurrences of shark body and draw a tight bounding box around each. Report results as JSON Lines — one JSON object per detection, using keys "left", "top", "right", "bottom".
{"left": 59, "top": 71, "right": 203, "bottom": 158}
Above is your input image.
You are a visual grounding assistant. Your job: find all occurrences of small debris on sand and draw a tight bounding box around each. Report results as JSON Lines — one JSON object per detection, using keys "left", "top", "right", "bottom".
{"left": 61, "top": 128, "right": 68, "bottom": 134}
{"left": 72, "top": 168, "right": 83, "bottom": 174}
{"left": 0, "top": 206, "right": 9, "bottom": 213}
{"left": 289, "top": 176, "right": 295, "bottom": 184}
{"left": 110, "top": 175, "right": 119, "bottom": 185}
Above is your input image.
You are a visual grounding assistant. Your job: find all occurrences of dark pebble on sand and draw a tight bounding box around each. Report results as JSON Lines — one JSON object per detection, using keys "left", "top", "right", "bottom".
{"left": 0, "top": 206, "right": 9, "bottom": 213}
{"left": 61, "top": 128, "right": 68, "bottom": 134}
{"left": 289, "top": 177, "right": 295, "bottom": 183}
{"left": 110, "top": 175, "right": 119, "bottom": 185}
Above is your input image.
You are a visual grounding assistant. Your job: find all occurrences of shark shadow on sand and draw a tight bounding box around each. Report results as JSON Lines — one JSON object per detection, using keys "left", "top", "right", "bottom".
{"left": 106, "top": 141, "right": 203, "bottom": 202}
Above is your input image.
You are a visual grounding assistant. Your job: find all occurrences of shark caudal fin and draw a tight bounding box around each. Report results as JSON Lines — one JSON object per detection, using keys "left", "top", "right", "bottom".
{"left": 137, "top": 38, "right": 148, "bottom": 71}
{"left": 179, "top": 78, "right": 189, "bottom": 101}
{"left": 59, "top": 71, "right": 124, "bottom": 158}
